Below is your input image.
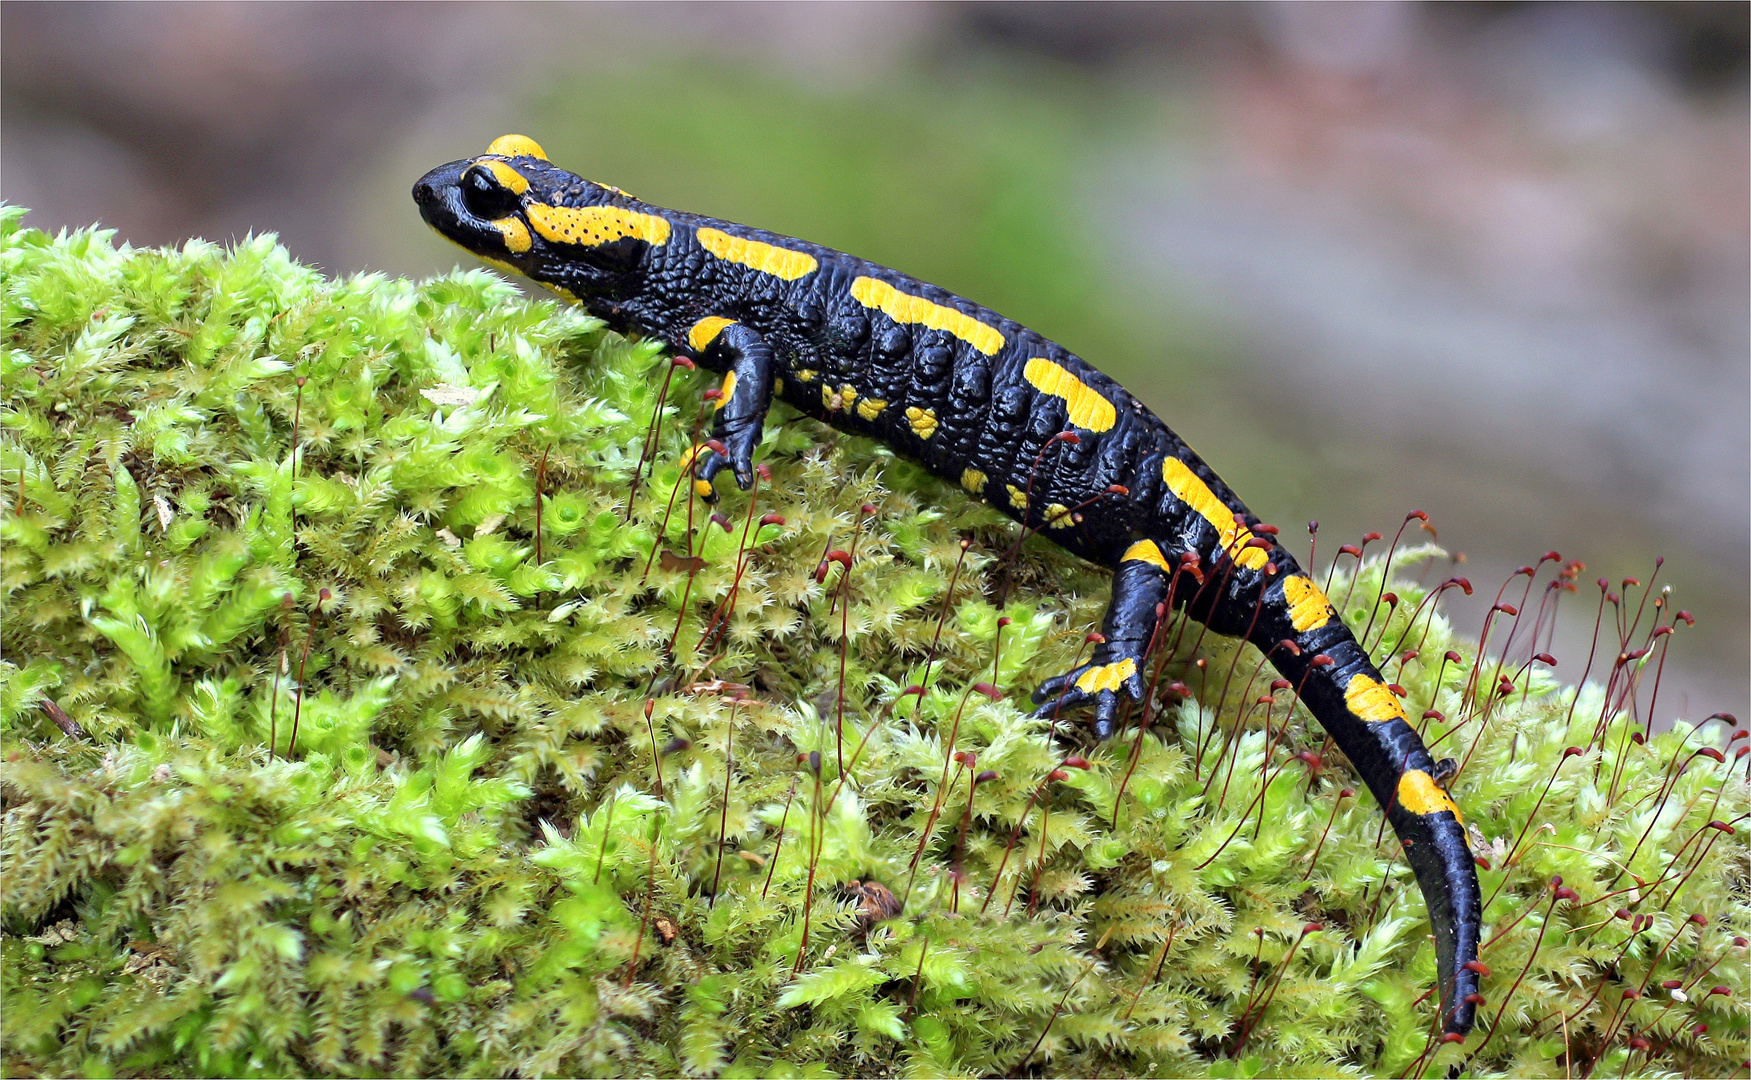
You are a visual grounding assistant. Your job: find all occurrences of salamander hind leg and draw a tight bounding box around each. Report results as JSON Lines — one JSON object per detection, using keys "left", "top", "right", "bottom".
{"left": 1031, "top": 541, "right": 1173, "bottom": 740}
{"left": 689, "top": 320, "right": 775, "bottom": 498}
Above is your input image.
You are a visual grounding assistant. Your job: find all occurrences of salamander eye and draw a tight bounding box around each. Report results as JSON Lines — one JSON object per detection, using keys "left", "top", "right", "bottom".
{"left": 460, "top": 164, "right": 522, "bottom": 221}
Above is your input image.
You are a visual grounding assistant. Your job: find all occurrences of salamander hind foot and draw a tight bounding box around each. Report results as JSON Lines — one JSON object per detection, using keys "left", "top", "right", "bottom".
{"left": 1031, "top": 547, "right": 1174, "bottom": 739}
{"left": 1030, "top": 653, "right": 1147, "bottom": 741}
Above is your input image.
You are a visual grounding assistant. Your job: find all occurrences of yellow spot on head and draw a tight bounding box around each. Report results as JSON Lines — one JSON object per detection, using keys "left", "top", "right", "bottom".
{"left": 1023, "top": 357, "right": 1116, "bottom": 433}
{"left": 1344, "top": 673, "right": 1406, "bottom": 724}
{"left": 905, "top": 406, "right": 938, "bottom": 440}
{"left": 1283, "top": 575, "right": 1333, "bottom": 633}
{"left": 1161, "top": 457, "right": 1270, "bottom": 571}
{"left": 1121, "top": 540, "right": 1170, "bottom": 571}
{"left": 694, "top": 479, "right": 715, "bottom": 499}
{"left": 1397, "top": 769, "right": 1463, "bottom": 821}
{"left": 696, "top": 227, "right": 818, "bottom": 280}
{"left": 793, "top": 369, "right": 817, "bottom": 382}
{"left": 715, "top": 371, "right": 737, "bottom": 411}
{"left": 856, "top": 398, "right": 887, "bottom": 421}
{"left": 1045, "top": 504, "right": 1074, "bottom": 528}
{"left": 1074, "top": 658, "right": 1138, "bottom": 695}
{"left": 479, "top": 160, "right": 530, "bottom": 195}
{"left": 1007, "top": 484, "right": 1029, "bottom": 510}
{"left": 487, "top": 134, "right": 547, "bottom": 160}
{"left": 527, "top": 204, "right": 671, "bottom": 248}
{"left": 960, "top": 469, "right": 987, "bottom": 494}
{"left": 688, "top": 316, "right": 736, "bottom": 353}
{"left": 851, "top": 276, "right": 1004, "bottom": 355}
{"left": 491, "top": 216, "right": 532, "bottom": 253}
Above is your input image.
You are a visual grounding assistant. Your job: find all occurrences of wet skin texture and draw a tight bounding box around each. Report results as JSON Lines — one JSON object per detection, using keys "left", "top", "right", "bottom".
{"left": 415, "top": 135, "right": 1483, "bottom": 1035}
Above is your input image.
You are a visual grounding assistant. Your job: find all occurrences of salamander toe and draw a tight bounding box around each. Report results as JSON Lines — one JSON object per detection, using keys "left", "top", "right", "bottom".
{"left": 690, "top": 445, "right": 728, "bottom": 503}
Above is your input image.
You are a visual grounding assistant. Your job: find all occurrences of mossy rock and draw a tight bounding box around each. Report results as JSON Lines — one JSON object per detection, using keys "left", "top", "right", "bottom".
{"left": 2, "top": 208, "right": 1744, "bottom": 1078}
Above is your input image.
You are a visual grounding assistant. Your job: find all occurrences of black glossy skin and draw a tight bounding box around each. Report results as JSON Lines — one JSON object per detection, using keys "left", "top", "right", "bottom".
{"left": 415, "top": 142, "right": 1483, "bottom": 1035}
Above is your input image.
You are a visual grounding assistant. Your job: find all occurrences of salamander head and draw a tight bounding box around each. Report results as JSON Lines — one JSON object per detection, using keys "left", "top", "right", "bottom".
{"left": 413, "top": 134, "right": 669, "bottom": 297}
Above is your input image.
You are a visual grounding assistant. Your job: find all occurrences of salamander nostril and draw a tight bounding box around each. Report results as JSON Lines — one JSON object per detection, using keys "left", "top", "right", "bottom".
{"left": 460, "top": 164, "right": 521, "bottom": 222}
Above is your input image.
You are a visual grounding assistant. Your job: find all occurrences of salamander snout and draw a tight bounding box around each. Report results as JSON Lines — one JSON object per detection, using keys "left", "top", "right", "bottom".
{"left": 412, "top": 161, "right": 474, "bottom": 239}
{"left": 414, "top": 154, "right": 541, "bottom": 267}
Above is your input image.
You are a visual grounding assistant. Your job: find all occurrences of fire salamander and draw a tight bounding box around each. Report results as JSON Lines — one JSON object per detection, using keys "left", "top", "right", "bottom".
{"left": 415, "top": 135, "right": 1483, "bottom": 1036}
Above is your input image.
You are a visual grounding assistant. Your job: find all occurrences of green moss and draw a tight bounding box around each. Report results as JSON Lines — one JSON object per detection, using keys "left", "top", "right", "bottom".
{"left": 2, "top": 208, "right": 1744, "bottom": 1078}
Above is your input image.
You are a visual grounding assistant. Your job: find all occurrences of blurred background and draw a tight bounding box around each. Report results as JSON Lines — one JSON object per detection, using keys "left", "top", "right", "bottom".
{"left": 5, "top": 2, "right": 1746, "bottom": 724}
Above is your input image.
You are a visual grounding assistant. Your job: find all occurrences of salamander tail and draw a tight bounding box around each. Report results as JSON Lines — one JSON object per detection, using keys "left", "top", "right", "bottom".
{"left": 1257, "top": 583, "right": 1483, "bottom": 1036}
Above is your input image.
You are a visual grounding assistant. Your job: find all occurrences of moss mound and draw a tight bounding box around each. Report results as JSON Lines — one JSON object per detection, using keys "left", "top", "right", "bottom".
{"left": 2, "top": 208, "right": 1744, "bottom": 1078}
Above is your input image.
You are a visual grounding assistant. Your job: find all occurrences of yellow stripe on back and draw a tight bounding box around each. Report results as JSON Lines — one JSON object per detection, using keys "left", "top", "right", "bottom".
{"left": 851, "top": 277, "right": 1004, "bottom": 356}
{"left": 1283, "top": 575, "right": 1333, "bottom": 633}
{"left": 1397, "top": 769, "right": 1463, "bottom": 821}
{"left": 1161, "top": 457, "right": 1270, "bottom": 571}
{"left": 1024, "top": 358, "right": 1117, "bottom": 433}
{"left": 1344, "top": 673, "right": 1406, "bottom": 724}
{"left": 527, "top": 204, "right": 671, "bottom": 248}
{"left": 696, "top": 228, "right": 818, "bottom": 280}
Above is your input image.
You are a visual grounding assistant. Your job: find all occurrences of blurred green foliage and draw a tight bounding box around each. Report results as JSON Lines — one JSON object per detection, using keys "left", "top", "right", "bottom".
{"left": 2, "top": 210, "right": 1745, "bottom": 1078}
{"left": 523, "top": 63, "right": 1185, "bottom": 374}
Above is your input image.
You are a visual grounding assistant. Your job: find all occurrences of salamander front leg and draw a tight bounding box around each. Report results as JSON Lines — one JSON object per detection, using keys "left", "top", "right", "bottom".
{"left": 690, "top": 321, "right": 775, "bottom": 498}
{"left": 1031, "top": 543, "right": 1173, "bottom": 740}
